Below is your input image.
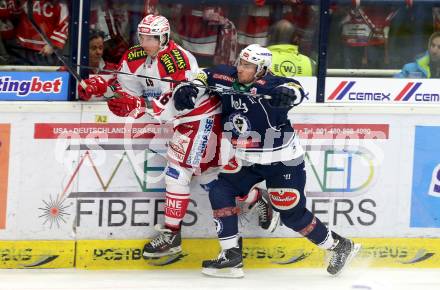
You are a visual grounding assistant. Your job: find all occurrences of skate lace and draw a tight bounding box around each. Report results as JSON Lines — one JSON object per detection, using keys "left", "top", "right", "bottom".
{"left": 255, "top": 200, "right": 268, "bottom": 223}
{"left": 210, "top": 250, "right": 227, "bottom": 263}
{"left": 150, "top": 232, "right": 171, "bottom": 248}
{"left": 329, "top": 245, "right": 347, "bottom": 267}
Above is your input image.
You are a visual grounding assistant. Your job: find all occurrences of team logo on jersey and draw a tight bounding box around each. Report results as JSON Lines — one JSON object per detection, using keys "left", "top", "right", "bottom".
{"left": 229, "top": 113, "right": 251, "bottom": 135}
{"left": 159, "top": 53, "right": 176, "bottom": 74}
{"left": 170, "top": 49, "right": 187, "bottom": 70}
{"left": 127, "top": 47, "right": 147, "bottom": 61}
{"left": 168, "top": 133, "right": 190, "bottom": 162}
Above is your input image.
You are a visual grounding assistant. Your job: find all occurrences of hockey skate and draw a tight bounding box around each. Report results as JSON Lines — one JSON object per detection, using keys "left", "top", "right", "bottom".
{"left": 327, "top": 232, "right": 361, "bottom": 276}
{"left": 202, "top": 247, "right": 244, "bottom": 278}
{"left": 252, "top": 189, "right": 280, "bottom": 233}
{"left": 142, "top": 224, "right": 182, "bottom": 258}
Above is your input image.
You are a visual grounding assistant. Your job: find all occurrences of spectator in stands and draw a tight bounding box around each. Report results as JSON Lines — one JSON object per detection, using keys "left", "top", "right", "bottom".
{"left": 7, "top": 0, "right": 69, "bottom": 66}
{"left": 280, "top": 0, "right": 320, "bottom": 58}
{"left": 89, "top": 0, "right": 130, "bottom": 64}
{"left": 267, "top": 19, "right": 316, "bottom": 77}
{"left": 172, "top": 5, "right": 237, "bottom": 66}
{"left": 395, "top": 32, "right": 440, "bottom": 78}
{"left": 339, "top": 3, "right": 399, "bottom": 69}
{"left": 0, "top": 0, "right": 19, "bottom": 64}
{"left": 238, "top": 0, "right": 319, "bottom": 63}
{"left": 88, "top": 29, "right": 118, "bottom": 74}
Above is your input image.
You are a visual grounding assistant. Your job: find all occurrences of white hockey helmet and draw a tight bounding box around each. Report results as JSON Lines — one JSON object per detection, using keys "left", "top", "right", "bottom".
{"left": 238, "top": 44, "right": 272, "bottom": 77}
{"left": 137, "top": 14, "right": 170, "bottom": 48}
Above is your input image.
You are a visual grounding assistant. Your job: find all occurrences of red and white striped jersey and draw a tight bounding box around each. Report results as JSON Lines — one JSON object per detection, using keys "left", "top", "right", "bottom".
{"left": 173, "top": 6, "right": 237, "bottom": 65}
{"left": 15, "top": 0, "right": 69, "bottom": 51}
{"left": 341, "top": 6, "right": 398, "bottom": 47}
{"left": 237, "top": 5, "right": 271, "bottom": 48}
{"left": 175, "top": 7, "right": 223, "bottom": 57}
{"left": 111, "top": 40, "right": 221, "bottom": 125}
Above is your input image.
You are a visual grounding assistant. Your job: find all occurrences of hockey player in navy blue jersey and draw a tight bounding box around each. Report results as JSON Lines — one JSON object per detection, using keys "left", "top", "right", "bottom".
{"left": 172, "top": 44, "right": 361, "bottom": 278}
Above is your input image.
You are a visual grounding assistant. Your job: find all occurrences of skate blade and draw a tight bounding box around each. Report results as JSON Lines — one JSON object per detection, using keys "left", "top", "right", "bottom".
{"left": 202, "top": 267, "right": 244, "bottom": 278}
{"left": 145, "top": 252, "right": 186, "bottom": 266}
{"left": 331, "top": 243, "right": 362, "bottom": 277}
{"left": 142, "top": 246, "right": 182, "bottom": 258}
{"left": 267, "top": 211, "right": 280, "bottom": 233}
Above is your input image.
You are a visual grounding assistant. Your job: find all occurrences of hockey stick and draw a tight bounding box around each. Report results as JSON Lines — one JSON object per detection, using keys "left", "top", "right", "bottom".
{"left": 25, "top": 0, "right": 87, "bottom": 89}
{"left": 74, "top": 64, "right": 273, "bottom": 100}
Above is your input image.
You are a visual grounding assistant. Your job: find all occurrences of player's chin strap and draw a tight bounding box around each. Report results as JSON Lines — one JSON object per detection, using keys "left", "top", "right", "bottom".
{"left": 73, "top": 64, "right": 273, "bottom": 100}
{"left": 26, "top": 0, "right": 88, "bottom": 90}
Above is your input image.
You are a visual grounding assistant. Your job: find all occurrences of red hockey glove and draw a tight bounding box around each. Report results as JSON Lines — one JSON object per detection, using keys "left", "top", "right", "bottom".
{"left": 78, "top": 76, "right": 108, "bottom": 101}
{"left": 107, "top": 91, "right": 146, "bottom": 118}
{"left": 255, "top": 0, "right": 265, "bottom": 6}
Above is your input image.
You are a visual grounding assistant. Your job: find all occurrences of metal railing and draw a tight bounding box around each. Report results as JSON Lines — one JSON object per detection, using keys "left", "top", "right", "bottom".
{"left": 0, "top": 66, "right": 60, "bottom": 72}
{"left": 326, "top": 69, "right": 401, "bottom": 77}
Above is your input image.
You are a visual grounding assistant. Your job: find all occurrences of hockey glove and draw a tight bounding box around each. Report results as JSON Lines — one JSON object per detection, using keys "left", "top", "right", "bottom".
{"left": 269, "top": 84, "right": 302, "bottom": 108}
{"left": 78, "top": 76, "right": 108, "bottom": 101}
{"left": 107, "top": 91, "right": 146, "bottom": 119}
{"left": 172, "top": 83, "right": 198, "bottom": 111}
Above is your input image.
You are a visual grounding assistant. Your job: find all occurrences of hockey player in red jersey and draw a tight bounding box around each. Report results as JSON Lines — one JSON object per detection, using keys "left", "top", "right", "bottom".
{"left": 77, "top": 14, "right": 278, "bottom": 259}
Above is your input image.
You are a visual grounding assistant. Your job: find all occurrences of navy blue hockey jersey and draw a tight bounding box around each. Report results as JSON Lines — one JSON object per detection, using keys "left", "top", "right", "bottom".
{"left": 196, "top": 64, "right": 304, "bottom": 164}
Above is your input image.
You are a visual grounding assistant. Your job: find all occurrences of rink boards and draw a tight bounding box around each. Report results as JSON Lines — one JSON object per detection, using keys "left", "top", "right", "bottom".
{"left": 1, "top": 102, "right": 440, "bottom": 269}
{"left": 1, "top": 238, "right": 440, "bottom": 269}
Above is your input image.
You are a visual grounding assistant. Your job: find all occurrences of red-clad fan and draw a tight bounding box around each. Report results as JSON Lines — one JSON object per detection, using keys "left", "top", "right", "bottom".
{"left": 13, "top": 0, "right": 69, "bottom": 64}
{"left": 339, "top": 2, "right": 399, "bottom": 68}
{"left": 0, "top": 0, "right": 19, "bottom": 41}
{"left": 174, "top": 6, "right": 237, "bottom": 65}
{"left": 237, "top": 2, "right": 271, "bottom": 49}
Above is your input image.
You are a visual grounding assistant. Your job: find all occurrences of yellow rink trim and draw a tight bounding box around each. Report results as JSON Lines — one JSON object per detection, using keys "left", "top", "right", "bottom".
{"left": 0, "top": 240, "right": 75, "bottom": 268}
{"left": 2, "top": 238, "right": 439, "bottom": 269}
{"left": 76, "top": 238, "right": 440, "bottom": 270}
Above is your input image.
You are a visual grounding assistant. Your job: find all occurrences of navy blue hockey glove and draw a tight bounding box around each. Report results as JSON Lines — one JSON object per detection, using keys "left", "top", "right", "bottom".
{"left": 173, "top": 83, "right": 198, "bottom": 111}
{"left": 269, "top": 86, "right": 300, "bottom": 108}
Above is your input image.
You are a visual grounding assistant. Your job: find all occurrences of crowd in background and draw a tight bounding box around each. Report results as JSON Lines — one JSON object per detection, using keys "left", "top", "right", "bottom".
{"left": 1, "top": 0, "right": 440, "bottom": 78}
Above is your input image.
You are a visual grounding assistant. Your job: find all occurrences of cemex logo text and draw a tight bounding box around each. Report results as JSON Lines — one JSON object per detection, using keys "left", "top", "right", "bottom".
{"left": 327, "top": 81, "right": 390, "bottom": 101}
{"left": 0, "top": 76, "right": 62, "bottom": 96}
{"left": 394, "top": 82, "right": 440, "bottom": 102}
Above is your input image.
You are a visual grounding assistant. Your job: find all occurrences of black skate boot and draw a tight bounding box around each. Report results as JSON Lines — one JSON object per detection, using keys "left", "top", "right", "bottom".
{"left": 253, "top": 189, "right": 280, "bottom": 233}
{"left": 327, "top": 232, "right": 361, "bottom": 276}
{"left": 142, "top": 224, "right": 182, "bottom": 258}
{"left": 202, "top": 247, "right": 244, "bottom": 278}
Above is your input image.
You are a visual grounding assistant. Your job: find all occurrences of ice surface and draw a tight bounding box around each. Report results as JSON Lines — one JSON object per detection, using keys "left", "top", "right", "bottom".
{"left": 0, "top": 268, "right": 438, "bottom": 290}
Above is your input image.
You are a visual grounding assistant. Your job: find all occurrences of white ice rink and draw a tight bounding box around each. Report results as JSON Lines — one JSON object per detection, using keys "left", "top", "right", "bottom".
{"left": 0, "top": 268, "right": 438, "bottom": 290}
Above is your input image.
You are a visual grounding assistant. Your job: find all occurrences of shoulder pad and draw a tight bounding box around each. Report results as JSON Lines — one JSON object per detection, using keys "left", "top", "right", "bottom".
{"left": 205, "top": 64, "right": 237, "bottom": 79}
